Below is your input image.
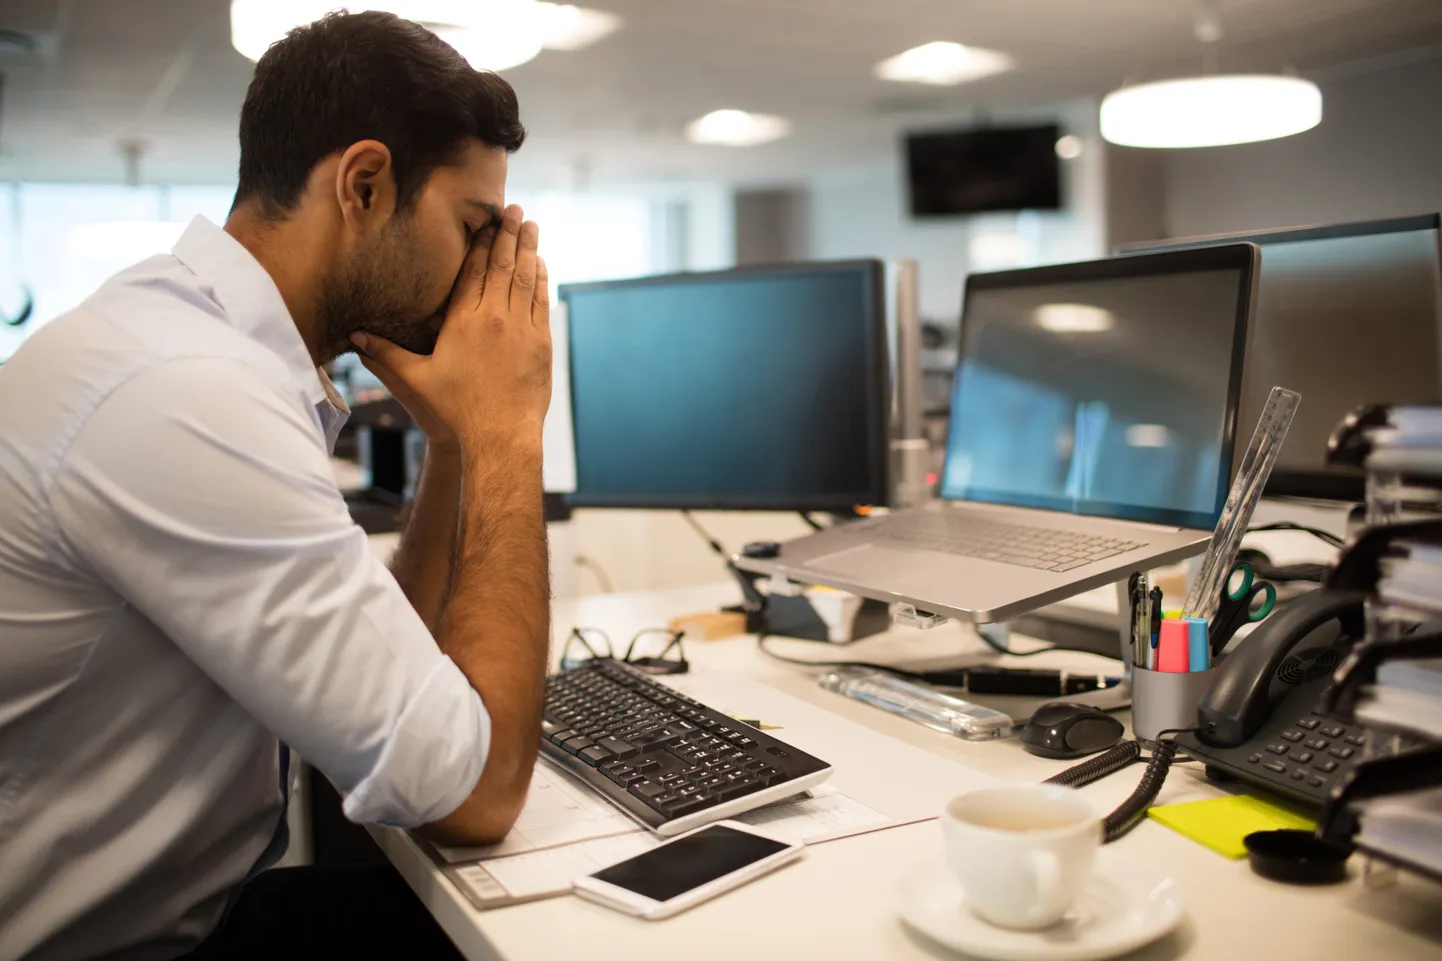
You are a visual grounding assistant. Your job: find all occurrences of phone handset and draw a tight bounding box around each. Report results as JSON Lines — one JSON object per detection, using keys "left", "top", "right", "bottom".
{"left": 1196, "top": 588, "right": 1365, "bottom": 747}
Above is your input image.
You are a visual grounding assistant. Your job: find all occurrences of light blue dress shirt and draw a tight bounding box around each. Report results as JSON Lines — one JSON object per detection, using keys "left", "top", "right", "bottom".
{"left": 0, "top": 217, "right": 489, "bottom": 961}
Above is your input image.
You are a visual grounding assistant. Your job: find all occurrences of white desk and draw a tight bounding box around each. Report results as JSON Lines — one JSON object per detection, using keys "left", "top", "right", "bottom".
{"left": 370, "top": 583, "right": 1442, "bottom": 961}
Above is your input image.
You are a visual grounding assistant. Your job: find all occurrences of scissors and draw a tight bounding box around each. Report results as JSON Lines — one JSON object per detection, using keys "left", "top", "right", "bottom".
{"left": 1208, "top": 561, "right": 1277, "bottom": 655}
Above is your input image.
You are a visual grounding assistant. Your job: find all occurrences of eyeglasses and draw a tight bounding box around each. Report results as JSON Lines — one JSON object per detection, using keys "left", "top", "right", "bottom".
{"left": 559, "top": 627, "right": 690, "bottom": 676}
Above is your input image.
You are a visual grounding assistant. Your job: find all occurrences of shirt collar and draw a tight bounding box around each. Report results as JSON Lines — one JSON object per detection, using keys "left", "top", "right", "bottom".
{"left": 171, "top": 216, "right": 330, "bottom": 410}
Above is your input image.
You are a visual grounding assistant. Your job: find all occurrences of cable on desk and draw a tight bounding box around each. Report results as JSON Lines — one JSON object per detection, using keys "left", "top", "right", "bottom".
{"left": 1044, "top": 740, "right": 1142, "bottom": 790}
{"left": 1246, "top": 521, "right": 1345, "bottom": 550}
{"left": 1041, "top": 729, "right": 1196, "bottom": 843}
{"left": 680, "top": 510, "right": 728, "bottom": 558}
{"left": 1100, "top": 736, "right": 1185, "bottom": 842}
{"left": 974, "top": 627, "right": 1060, "bottom": 658}
{"left": 799, "top": 512, "right": 824, "bottom": 532}
{"left": 574, "top": 554, "right": 615, "bottom": 594}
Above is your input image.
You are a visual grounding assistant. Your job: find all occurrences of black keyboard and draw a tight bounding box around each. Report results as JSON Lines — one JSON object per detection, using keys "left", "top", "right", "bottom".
{"left": 541, "top": 660, "right": 833, "bottom": 835}
{"left": 856, "top": 512, "right": 1145, "bottom": 573}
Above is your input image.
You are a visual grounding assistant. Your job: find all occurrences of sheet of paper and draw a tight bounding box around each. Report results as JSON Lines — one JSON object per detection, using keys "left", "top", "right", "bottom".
{"left": 446, "top": 789, "right": 890, "bottom": 909}
{"left": 451, "top": 833, "right": 658, "bottom": 908}
{"left": 734, "top": 789, "right": 891, "bottom": 844}
{"left": 433, "top": 759, "right": 641, "bottom": 864}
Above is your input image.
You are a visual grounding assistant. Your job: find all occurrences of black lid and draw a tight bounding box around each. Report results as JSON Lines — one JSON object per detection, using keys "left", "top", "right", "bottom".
{"left": 1244, "top": 829, "right": 1352, "bottom": 885}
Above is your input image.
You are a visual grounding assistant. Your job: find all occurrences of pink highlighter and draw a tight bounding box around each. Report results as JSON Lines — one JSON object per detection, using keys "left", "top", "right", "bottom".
{"left": 1156, "top": 619, "right": 1192, "bottom": 673}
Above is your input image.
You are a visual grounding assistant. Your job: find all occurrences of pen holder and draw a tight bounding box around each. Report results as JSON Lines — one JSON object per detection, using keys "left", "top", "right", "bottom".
{"left": 1129, "top": 666, "right": 1218, "bottom": 744}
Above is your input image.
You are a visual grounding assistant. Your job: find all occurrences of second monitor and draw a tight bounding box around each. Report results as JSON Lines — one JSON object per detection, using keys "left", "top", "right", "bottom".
{"left": 561, "top": 261, "right": 889, "bottom": 512}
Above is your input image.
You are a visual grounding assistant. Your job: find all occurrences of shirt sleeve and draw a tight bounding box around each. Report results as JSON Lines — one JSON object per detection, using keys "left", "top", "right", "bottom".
{"left": 47, "top": 356, "right": 488, "bottom": 828}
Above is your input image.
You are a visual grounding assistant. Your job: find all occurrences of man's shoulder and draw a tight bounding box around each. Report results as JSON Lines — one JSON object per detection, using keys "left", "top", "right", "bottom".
{"left": 0, "top": 262, "right": 300, "bottom": 462}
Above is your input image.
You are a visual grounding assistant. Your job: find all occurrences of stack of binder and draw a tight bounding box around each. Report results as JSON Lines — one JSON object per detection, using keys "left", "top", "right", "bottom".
{"left": 1318, "top": 404, "right": 1442, "bottom": 881}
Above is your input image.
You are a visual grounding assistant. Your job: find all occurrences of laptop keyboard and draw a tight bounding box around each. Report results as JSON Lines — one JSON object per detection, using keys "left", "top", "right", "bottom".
{"left": 856, "top": 513, "right": 1147, "bottom": 573}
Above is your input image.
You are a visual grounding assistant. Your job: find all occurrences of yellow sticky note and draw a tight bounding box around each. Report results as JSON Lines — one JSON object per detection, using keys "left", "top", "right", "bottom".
{"left": 1147, "top": 795, "right": 1317, "bottom": 859}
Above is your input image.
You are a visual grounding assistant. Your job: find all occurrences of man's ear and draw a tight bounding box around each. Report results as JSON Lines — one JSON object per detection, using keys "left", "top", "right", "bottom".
{"left": 335, "top": 140, "right": 396, "bottom": 232}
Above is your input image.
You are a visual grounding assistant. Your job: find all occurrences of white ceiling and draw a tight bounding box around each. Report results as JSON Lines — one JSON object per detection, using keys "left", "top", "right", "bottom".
{"left": 1, "top": 0, "right": 1440, "bottom": 187}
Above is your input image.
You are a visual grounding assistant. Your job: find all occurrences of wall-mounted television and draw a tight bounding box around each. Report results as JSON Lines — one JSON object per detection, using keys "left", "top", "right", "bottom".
{"left": 905, "top": 124, "right": 1063, "bottom": 217}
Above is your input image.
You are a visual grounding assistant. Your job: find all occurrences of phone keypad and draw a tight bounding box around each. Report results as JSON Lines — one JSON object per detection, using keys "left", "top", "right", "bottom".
{"left": 1248, "top": 715, "right": 1366, "bottom": 798}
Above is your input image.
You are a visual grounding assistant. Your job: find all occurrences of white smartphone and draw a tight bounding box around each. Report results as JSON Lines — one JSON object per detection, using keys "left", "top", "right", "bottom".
{"left": 572, "top": 821, "right": 804, "bottom": 920}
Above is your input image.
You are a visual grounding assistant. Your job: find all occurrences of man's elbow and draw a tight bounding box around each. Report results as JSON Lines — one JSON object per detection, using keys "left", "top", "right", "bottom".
{"left": 417, "top": 802, "right": 520, "bottom": 847}
{"left": 417, "top": 751, "right": 536, "bottom": 845}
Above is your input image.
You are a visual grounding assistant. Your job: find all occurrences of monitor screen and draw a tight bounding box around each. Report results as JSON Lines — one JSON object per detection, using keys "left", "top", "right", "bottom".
{"left": 562, "top": 261, "right": 888, "bottom": 511}
{"left": 1121, "top": 216, "right": 1442, "bottom": 501}
{"left": 905, "top": 124, "right": 1062, "bottom": 217}
{"left": 940, "top": 246, "right": 1256, "bottom": 531}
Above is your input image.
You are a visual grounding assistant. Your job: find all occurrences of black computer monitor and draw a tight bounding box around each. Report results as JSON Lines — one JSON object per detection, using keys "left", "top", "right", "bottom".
{"left": 561, "top": 261, "right": 888, "bottom": 511}
{"left": 1120, "top": 215, "right": 1442, "bottom": 501}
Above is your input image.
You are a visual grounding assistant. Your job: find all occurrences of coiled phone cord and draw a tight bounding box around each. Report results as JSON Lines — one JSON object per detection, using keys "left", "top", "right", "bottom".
{"left": 1043, "top": 729, "right": 1196, "bottom": 843}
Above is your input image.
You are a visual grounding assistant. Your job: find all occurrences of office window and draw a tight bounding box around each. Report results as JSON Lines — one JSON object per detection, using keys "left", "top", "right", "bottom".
{"left": 0, "top": 182, "right": 238, "bottom": 363}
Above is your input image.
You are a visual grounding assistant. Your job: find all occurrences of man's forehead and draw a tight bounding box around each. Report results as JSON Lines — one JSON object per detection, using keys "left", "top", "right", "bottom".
{"left": 448, "top": 140, "right": 508, "bottom": 206}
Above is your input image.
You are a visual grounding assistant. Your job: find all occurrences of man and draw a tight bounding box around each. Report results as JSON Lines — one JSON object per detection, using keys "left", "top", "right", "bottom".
{"left": 0, "top": 11, "right": 550, "bottom": 960}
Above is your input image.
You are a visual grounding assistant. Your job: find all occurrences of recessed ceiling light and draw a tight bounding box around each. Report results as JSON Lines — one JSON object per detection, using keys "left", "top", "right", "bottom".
{"left": 534, "top": 3, "right": 621, "bottom": 50}
{"left": 685, "top": 109, "right": 792, "bottom": 147}
{"left": 1100, "top": 75, "right": 1321, "bottom": 148}
{"left": 874, "top": 41, "right": 1014, "bottom": 86}
{"left": 229, "top": 0, "right": 620, "bottom": 71}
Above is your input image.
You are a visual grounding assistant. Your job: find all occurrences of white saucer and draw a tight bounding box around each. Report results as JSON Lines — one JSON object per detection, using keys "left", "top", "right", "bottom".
{"left": 894, "top": 852, "right": 1184, "bottom": 961}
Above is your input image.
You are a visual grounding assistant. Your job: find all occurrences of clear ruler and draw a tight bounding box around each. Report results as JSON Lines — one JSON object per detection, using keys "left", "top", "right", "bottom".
{"left": 1183, "top": 386, "right": 1302, "bottom": 622}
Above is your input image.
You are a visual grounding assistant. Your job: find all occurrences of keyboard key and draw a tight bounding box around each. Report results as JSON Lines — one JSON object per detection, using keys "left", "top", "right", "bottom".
{"left": 580, "top": 746, "right": 614, "bottom": 766}
{"left": 662, "top": 794, "right": 718, "bottom": 817}
{"left": 1281, "top": 731, "right": 1304, "bottom": 742}
{"left": 1313, "top": 759, "right": 1339, "bottom": 773}
{"left": 1263, "top": 761, "right": 1287, "bottom": 774}
{"left": 1247, "top": 753, "right": 1263, "bottom": 764}
{"left": 1309, "top": 776, "right": 1327, "bottom": 788}
{"left": 547, "top": 728, "right": 575, "bottom": 745}
{"left": 1296, "top": 718, "right": 1320, "bottom": 730}
{"left": 1265, "top": 743, "right": 1288, "bottom": 754}
{"left": 1305, "top": 738, "right": 1330, "bottom": 751}
{"left": 628, "top": 780, "right": 669, "bottom": 802}
{"left": 596, "top": 737, "right": 638, "bottom": 759}
{"left": 1288, "top": 751, "right": 1313, "bottom": 764}
{"left": 1290, "top": 769, "right": 1307, "bottom": 780}
{"left": 1344, "top": 734, "right": 1365, "bottom": 746}
{"left": 1320, "top": 725, "right": 1345, "bottom": 738}
{"left": 716, "top": 778, "right": 765, "bottom": 801}
{"left": 561, "top": 736, "right": 595, "bottom": 755}
{"left": 1328, "top": 746, "right": 1355, "bottom": 759}
{"left": 541, "top": 719, "right": 565, "bottom": 738}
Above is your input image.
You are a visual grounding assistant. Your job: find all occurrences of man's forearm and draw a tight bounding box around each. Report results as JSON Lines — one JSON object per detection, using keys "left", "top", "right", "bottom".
{"left": 389, "top": 443, "right": 462, "bottom": 634}
{"left": 423, "top": 439, "right": 550, "bottom": 843}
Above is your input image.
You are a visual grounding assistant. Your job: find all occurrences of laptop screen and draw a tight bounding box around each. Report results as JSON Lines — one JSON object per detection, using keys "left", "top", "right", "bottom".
{"left": 940, "top": 245, "right": 1256, "bottom": 530}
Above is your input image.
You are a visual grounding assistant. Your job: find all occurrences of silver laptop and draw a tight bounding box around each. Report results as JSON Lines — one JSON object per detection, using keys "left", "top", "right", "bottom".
{"left": 735, "top": 243, "right": 1260, "bottom": 624}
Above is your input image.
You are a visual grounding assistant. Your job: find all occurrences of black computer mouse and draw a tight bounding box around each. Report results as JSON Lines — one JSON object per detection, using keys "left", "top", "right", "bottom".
{"left": 1020, "top": 702, "right": 1125, "bottom": 759}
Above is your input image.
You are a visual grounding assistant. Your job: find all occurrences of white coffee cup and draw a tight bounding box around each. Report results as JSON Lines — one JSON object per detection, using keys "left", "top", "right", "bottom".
{"left": 943, "top": 784, "right": 1102, "bottom": 930}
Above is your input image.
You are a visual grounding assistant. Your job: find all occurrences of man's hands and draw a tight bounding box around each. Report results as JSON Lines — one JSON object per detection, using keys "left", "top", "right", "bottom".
{"left": 353, "top": 205, "right": 552, "bottom": 456}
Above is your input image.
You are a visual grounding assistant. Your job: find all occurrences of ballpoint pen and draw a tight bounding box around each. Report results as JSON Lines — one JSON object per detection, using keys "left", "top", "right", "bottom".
{"left": 1148, "top": 586, "right": 1163, "bottom": 670}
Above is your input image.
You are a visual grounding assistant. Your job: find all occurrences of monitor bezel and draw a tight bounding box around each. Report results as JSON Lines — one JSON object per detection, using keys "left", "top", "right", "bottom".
{"left": 560, "top": 259, "right": 890, "bottom": 512}
{"left": 1117, "top": 214, "right": 1442, "bottom": 503}
{"left": 940, "top": 243, "right": 1259, "bottom": 531}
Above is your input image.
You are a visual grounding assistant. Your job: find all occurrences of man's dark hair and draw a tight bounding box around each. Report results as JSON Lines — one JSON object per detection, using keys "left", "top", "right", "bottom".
{"left": 234, "top": 10, "right": 525, "bottom": 216}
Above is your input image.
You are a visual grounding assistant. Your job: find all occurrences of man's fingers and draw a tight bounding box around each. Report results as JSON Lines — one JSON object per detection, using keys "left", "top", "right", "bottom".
{"left": 482, "top": 205, "right": 523, "bottom": 312}
{"left": 510, "top": 221, "right": 540, "bottom": 317}
{"left": 350, "top": 332, "right": 423, "bottom": 384}
{"left": 451, "top": 225, "right": 497, "bottom": 308}
{"left": 532, "top": 256, "right": 550, "bottom": 328}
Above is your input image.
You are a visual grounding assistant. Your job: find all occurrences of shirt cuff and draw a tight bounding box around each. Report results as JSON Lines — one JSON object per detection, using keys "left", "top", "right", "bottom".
{"left": 341, "top": 655, "right": 489, "bottom": 828}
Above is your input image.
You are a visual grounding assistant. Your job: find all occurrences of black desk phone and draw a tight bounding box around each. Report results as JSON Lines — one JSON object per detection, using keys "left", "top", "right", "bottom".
{"left": 1175, "top": 590, "right": 1368, "bottom": 809}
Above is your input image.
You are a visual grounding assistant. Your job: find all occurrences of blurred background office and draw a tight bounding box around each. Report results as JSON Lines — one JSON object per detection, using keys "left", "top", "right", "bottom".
{"left": 1, "top": 0, "right": 1440, "bottom": 598}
